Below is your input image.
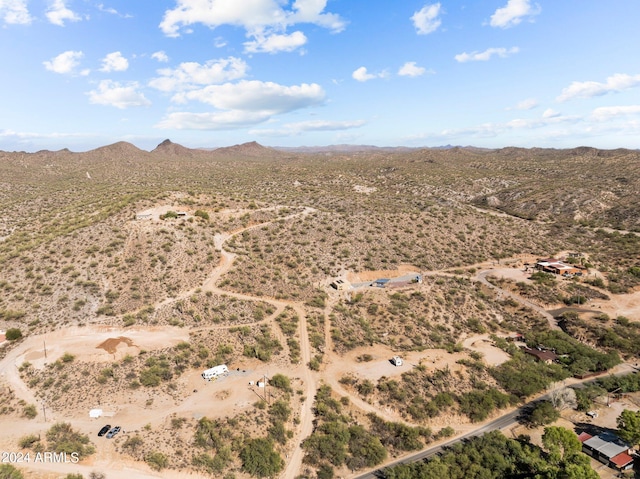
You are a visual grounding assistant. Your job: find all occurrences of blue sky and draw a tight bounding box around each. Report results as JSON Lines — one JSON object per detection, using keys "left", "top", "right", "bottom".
{"left": 1, "top": 0, "right": 640, "bottom": 151}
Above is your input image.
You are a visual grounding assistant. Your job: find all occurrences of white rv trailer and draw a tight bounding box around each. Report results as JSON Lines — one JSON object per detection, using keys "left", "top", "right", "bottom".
{"left": 202, "top": 364, "right": 229, "bottom": 380}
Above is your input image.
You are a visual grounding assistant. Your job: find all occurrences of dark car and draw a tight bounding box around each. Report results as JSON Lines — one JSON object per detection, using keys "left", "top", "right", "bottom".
{"left": 97, "top": 424, "right": 111, "bottom": 437}
{"left": 105, "top": 426, "right": 121, "bottom": 439}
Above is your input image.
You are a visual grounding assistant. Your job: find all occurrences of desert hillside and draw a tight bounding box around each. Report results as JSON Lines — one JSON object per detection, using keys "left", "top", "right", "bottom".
{"left": 0, "top": 141, "right": 639, "bottom": 479}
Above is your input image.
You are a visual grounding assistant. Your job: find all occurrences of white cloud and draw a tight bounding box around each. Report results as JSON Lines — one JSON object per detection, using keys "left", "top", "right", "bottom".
{"left": 159, "top": 0, "right": 346, "bottom": 47}
{"left": 557, "top": 73, "right": 640, "bottom": 102}
{"left": 408, "top": 111, "right": 577, "bottom": 142}
{"left": 510, "top": 98, "right": 538, "bottom": 110}
{"left": 454, "top": 47, "right": 519, "bottom": 63}
{"left": 352, "top": 66, "right": 387, "bottom": 82}
{"left": 591, "top": 105, "right": 640, "bottom": 121}
{"left": 156, "top": 80, "right": 325, "bottom": 130}
{"left": 490, "top": 0, "right": 540, "bottom": 28}
{"left": 251, "top": 119, "right": 366, "bottom": 136}
{"left": 178, "top": 80, "right": 325, "bottom": 112}
{"left": 88, "top": 80, "right": 151, "bottom": 109}
{"left": 398, "top": 61, "right": 427, "bottom": 77}
{"left": 244, "top": 30, "right": 307, "bottom": 54}
{"left": 151, "top": 51, "right": 169, "bottom": 63}
{"left": 1, "top": 0, "right": 31, "bottom": 24}
{"left": 97, "top": 3, "right": 131, "bottom": 18}
{"left": 149, "top": 57, "right": 248, "bottom": 93}
{"left": 542, "top": 108, "right": 560, "bottom": 118}
{"left": 43, "top": 50, "right": 84, "bottom": 74}
{"left": 411, "top": 3, "right": 442, "bottom": 35}
{"left": 100, "top": 52, "right": 129, "bottom": 72}
{"left": 156, "top": 110, "right": 272, "bottom": 130}
{"left": 46, "top": 0, "right": 81, "bottom": 26}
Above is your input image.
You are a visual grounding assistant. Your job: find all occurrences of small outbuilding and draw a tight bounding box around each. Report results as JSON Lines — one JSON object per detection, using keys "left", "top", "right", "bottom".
{"left": 391, "top": 356, "right": 403, "bottom": 366}
{"left": 330, "top": 279, "right": 351, "bottom": 291}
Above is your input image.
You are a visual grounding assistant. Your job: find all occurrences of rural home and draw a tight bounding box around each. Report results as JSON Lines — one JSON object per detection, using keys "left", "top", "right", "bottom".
{"left": 522, "top": 347, "right": 558, "bottom": 364}
{"left": 578, "top": 432, "right": 634, "bottom": 472}
{"left": 535, "top": 258, "right": 582, "bottom": 276}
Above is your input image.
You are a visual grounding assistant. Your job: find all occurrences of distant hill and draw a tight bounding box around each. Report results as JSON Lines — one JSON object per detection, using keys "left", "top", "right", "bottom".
{"left": 151, "top": 139, "right": 198, "bottom": 157}
{"left": 211, "top": 141, "right": 284, "bottom": 158}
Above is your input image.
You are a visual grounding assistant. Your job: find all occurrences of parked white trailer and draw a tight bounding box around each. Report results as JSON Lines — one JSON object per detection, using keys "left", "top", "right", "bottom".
{"left": 391, "top": 356, "right": 403, "bottom": 366}
{"left": 202, "top": 364, "right": 229, "bottom": 380}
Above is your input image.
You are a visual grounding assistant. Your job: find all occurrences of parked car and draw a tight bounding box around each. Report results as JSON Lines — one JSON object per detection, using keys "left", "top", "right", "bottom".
{"left": 106, "top": 426, "right": 121, "bottom": 438}
{"left": 98, "top": 425, "right": 111, "bottom": 436}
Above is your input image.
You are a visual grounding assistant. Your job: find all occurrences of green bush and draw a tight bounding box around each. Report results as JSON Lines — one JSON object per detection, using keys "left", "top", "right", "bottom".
{"left": 46, "top": 422, "right": 95, "bottom": 459}
{"left": 239, "top": 438, "right": 283, "bottom": 478}
{"left": 145, "top": 451, "right": 168, "bottom": 471}
{"left": 0, "top": 464, "right": 24, "bottom": 479}
{"left": 22, "top": 404, "right": 37, "bottom": 419}
{"left": 5, "top": 328, "right": 22, "bottom": 341}
{"left": 269, "top": 374, "right": 292, "bottom": 393}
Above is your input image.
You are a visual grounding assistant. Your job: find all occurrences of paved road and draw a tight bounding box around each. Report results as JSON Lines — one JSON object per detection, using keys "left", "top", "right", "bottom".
{"left": 353, "top": 408, "right": 522, "bottom": 479}
{"left": 354, "top": 364, "right": 638, "bottom": 479}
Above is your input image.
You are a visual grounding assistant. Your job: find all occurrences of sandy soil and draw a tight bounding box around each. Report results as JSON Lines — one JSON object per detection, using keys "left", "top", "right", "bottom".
{"left": 19, "top": 326, "right": 190, "bottom": 370}
{"left": 591, "top": 289, "right": 640, "bottom": 321}
{"left": 462, "top": 334, "right": 511, "bottom": 366}
{"left": 347, "top": 264, "right": 421, "bottom": 283}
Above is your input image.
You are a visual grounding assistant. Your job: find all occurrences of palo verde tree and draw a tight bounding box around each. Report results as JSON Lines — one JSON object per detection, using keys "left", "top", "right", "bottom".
{"left": 617, "top": 409, "right": 640, "bottom": 448}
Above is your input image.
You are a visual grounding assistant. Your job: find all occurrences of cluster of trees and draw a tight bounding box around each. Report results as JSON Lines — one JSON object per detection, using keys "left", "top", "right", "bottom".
{"left": 617, "top": 409, "right": 640, "bottom": 447}
{"left": 303, "top": 386, "right": 387, "bottom": 475}
{"left": 457, "top": 387, "right": 515, "bottom": 422}
{"left": 383, "top": 428, "right": 598, "bottom": 479}
{"left": 490, "top": 353, "right": 568, "bottom": 398}
{"left": 139, "top": 356, "right": 173, "bottom": 387}
{"left": 526, "top": 330, "right": 621, "bottom": 376}
{"left": 193, "top": 413, "right": 286, "bottom": 478}
{"left": 24, "top": 422, "right": 96, "bottom": 460}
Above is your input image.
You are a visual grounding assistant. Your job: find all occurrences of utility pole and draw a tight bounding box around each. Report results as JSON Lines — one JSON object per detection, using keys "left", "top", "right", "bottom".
{"left": 43, "top": 338, "right": 47, "bottom": 359}
{"left": 42, "top": 401, "right": 47, "bottom": 422}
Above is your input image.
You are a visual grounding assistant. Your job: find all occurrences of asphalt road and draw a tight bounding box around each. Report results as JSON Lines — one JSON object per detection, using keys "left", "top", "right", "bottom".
{"left": 354, "top": 365, "right": 638, "bottom": 479}
{"left": 353, "top": 407, "right": 522, "bottom": 479}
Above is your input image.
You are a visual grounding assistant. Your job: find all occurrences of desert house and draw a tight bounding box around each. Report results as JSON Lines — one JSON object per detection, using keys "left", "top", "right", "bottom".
{"left": 578, "top": 432, "right": 634, "bottom": 472}
{"left": 522, "top": 347, "right": 558, "bottom": 364}
{"left": 535, "top": 258, "right": 582, "bottom": 276}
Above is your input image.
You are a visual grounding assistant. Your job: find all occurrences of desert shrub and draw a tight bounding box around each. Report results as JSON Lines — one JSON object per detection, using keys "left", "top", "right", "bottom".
{"left": 0, "top": 464, "right": 24, "bottom": 479}
{"left": 22, "top": 404, "right": 37, "bottom": 419}
{"left": 18, "top": 434, "right": 40, "bottom": 449}
{"left": 145, "top": 451, "right": 168, "bottom": 471}
{"left": 122, "top": 435, "right": 143, "bottom": 452}
{"left": 61, "top": 352, "right": 75, "bottom": 363}
{"left": 239, "top": 438, "right": 283, "bottom": 478}
{"left": 269, "top": 374, "right": 292, "bottom": 393}
{"left": 46, "top": 422, "right": 95, "bottom": 459}
{"left": 194, "top": 210, "right": 210, "bottom": 220}
{"left": 5, "top": 328, "right": 22, "bottom": 341}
